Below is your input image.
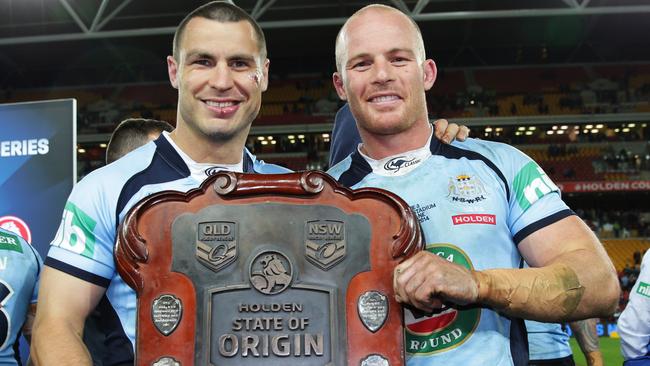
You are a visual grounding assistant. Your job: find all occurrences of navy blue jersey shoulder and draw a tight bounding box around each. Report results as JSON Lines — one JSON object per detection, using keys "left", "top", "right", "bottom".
{"left": 337, "top": 150, "right": 372, "bottom": 187}
{"left": 115, "top": 136, "right": 191, "bottom": 227}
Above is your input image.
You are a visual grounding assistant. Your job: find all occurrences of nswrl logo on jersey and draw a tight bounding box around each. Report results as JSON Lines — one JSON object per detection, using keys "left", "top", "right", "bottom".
{"left": 513, "top": 162, "right": 559, "bottom": 211}
{"left": 51, "top": 202, "right": 97, "bottom": 258}
{"left": 447, "top": 174, "right": 488, "bottom": 205}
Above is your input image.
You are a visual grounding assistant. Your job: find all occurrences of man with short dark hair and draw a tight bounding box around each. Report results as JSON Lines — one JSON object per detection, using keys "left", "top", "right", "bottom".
{"left": 31, "top": 2, "right": 289, "bottom": 365}
{"left": 105, "top": 118, "right": 174, "bottom": 164}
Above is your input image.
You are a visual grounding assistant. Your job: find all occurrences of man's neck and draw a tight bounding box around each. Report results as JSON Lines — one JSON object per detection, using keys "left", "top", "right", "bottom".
{"left": 169, "top": 126, "right": 246, "bottom": 165}
{"left": 359, "top": 120, "right": 432, "bottom": 160}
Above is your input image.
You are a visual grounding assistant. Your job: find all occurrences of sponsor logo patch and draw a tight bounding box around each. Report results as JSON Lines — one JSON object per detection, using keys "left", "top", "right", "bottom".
{"left": 0, "top": 216, "right": 32, "bottom": 244}
{"left": 383, "top": 156, "right": 421, "bottom": 173}
{"left": 637, "top": 282, "right": 650, "bottom": 298}
{"left": 451, "top": 214, "right": 496, "bottom": 226}
{"left": 447, "top": 174, "right": 487, "bottom": 205}
{"left": 0, "top": 231, "right": 22, "bottom": 253}
{"left": 51, "top": 202, "right": 97, "bottom": 258}
{"left": 405, "top": 244, "right": 480, "bottom": 355}
{"left": 513, "top": 162, "right": 558, "bottom": 211}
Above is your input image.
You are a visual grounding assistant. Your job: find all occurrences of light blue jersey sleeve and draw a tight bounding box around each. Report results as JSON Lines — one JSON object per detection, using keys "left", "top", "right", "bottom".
{"left": 47, "top": 169, "right": 120, "bottom": 282}
{"left": 452, "top": 138, "right": 572, "bottom": 242}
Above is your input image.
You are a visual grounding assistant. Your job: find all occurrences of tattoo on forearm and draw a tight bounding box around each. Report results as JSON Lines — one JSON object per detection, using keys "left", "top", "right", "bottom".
{"left": 570, "top": 319, "right": 600, "bottom": 353}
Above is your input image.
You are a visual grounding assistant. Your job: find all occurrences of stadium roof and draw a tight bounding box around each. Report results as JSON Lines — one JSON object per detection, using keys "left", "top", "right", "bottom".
{"left": 1, "top": 0, "right": 650, "bottom": 87}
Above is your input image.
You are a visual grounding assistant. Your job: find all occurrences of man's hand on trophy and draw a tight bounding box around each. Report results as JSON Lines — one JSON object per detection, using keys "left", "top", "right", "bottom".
{"left": 432, "top": 119, "right": 470, "bottom": 144}
{"left": 393, "top": 251, "right": 479, "bottom": 312}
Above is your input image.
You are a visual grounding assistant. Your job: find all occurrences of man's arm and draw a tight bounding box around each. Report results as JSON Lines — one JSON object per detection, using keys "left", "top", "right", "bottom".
{"left": 21, "top": 303, "right": 37, "bottom": 344}
{"left": 31, "top": 266, "right": 105, "bottom": 366}
{"left": 569, "top": 319, "right": 603, "bottom": 366}
{"left": 394, "top": 216, "right": 619, "bottom": 321}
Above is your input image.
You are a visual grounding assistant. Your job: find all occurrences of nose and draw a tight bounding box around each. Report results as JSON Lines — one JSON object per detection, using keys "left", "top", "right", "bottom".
{"left": 372, "top": 58, "right": 395, "bottom": 85}
{"left": 208, "top": 62, "right": 234, "bottom": 91}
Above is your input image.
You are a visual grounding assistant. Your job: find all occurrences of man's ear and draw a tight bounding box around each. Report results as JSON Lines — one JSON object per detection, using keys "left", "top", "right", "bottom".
{"left": 260, "top": 58, "right": 270, "bottom": 92}
{"left": 332, "top": 72, "right": 347, "bottom": 101}
{"left": 167, "top": 56, "right": 180, "bottom": 89}
{"left": 423, "top": 59, "right": 437, "bottom": 91}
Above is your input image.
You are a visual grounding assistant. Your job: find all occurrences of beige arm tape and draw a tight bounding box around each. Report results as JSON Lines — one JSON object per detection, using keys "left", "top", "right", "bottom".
{"left": 473, "top": 263, "right": 585, "bottom": 322}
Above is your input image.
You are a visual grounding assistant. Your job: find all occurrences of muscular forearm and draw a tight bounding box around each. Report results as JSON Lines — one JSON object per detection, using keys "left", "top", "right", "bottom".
{"left": 570, "top": 319, "right": 602, "bottom": 366}
{"left": 32, "top": 318, "right": 92, "bottom": 366}
{"left": 474, "top": 257, "right": 618, "bottom": 322}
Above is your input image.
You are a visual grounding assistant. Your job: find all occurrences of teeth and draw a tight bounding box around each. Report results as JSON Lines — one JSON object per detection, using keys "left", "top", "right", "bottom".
{"left": 205, "top": 101, "right": 236, "bottom": 108}
{"left": 371, "top": 95, "right": 399, "bottom": 103}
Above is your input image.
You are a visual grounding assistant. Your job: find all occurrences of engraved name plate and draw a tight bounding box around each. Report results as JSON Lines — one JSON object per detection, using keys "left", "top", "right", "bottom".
{"left": 152, "top": 294, "right": 182, "bottom": 336}
{"left": 358, "top": 291, "right": 388, "bottom": 333}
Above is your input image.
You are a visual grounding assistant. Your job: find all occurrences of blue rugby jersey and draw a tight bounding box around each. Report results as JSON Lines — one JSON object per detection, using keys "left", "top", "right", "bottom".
{"left": 45, "top": 134, "right": 290, "bottom": 364}
{"left": 328, "top": 135, "right": 574, "bottom": 366}
{"left": 0, "top": 228, "right": 41, "bottom": 365}
{"left": 526, "top": 320, "right": 573, "bottom": 361}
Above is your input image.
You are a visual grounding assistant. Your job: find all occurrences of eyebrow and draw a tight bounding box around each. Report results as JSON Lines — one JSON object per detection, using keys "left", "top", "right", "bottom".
{"left": 346, "top": 48, "right": 416, "bottom": 67}
{"left": 184, "top": 50, "right": 257, "bottom": 63}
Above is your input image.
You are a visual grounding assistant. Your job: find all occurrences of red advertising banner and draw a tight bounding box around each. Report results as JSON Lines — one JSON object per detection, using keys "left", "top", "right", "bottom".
{"left": 557, "top": 180, "right": 650, "bottom": 193}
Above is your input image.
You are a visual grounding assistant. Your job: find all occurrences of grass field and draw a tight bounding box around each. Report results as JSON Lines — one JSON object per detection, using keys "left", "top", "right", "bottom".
{"left": 570, "top": 337, "right": 623, "bottom": 366}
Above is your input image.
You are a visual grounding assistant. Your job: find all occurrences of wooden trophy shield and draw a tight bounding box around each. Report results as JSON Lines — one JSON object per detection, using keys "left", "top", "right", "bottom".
{"left": 115, "top": 171, "right": 423, "bottom": 366}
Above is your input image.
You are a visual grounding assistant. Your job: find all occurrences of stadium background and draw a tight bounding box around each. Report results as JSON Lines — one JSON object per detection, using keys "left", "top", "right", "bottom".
{"left": 2, "top": 0, "right": 650, "bottom": 364}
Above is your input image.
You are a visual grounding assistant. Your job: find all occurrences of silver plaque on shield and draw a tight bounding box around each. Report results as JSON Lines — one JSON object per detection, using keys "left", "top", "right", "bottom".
{"left": 358, "top": 291, "right": 388, "bottom": 333}
{"left": 152, "top": 356, "right": 181, "bottom": 366}
{"left": 152, "top": 294, "right": 182, "bottom": 336}
{"left": 361, "top": 354, "right": 389, "bottom": 366}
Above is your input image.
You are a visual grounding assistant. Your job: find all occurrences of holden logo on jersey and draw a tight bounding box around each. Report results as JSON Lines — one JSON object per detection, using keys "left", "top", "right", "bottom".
{"left": 383, "top": 156, "right": 421, "bottom": 173}
{"left": 205, "top": 166, "right": 228, "bottom": 176}
{"left": 0, "top": 216, "right": 32, "bottom": 244}
{"left": 405, "top": 244, "right": 480, "bottom": 355}
{"left": 447, "top": 174, "right": 487, "bottom": 206}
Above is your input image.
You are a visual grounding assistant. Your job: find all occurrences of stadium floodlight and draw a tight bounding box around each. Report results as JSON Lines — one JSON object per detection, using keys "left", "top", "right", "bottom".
{"left": 561, "top": 125, "right": 568, "bottom": 129}
{"left": 271, "top": 140, "right": 277, "bottom": 145}
{"left": 322, "top": 133, "right": 330, "bottom": 138}
{"left": 100, "top": 143, "right": 107, "bottom": 148}
{"left": 288, "top": 135, "right": 295, "bottom": 139}
{"left": 591, "top": 129, "right": 599, "bottom": 133}
{"left": 596, "top": 124, "right": 604, "bottom": 128}
{"left": 298, "top": 135, "right": 305, "bottom": 139}
{"left": 486, "top": 127, "right": 493, "bottom": 132}
{"left": 257, "top": 136, "right": 265, "bottom": 141}
{"left": 586, "top": 124, "right": 593, "bottom": 129}
{"left": 552, "top": 125, "right": 558, "bottom": 130}
{"left": 267, "top": 136, "right": 274, "bottom": 140}
{"left": 628, "top": 123, "right": 636, "bottom": 127}
{"left": 525, "top": 131, "right": 533, "bottom": 136}
{"left": 517, "top": 127, "right": 525, "bottom": 131}
{"left": 529, "top": 126, "right": 536, "bottom": 131}
{"left": 557, "top": 130, "right": 565, "bottom": 134}
{"left": 78, "top": 148, "right": 86, "bottom": 153}
{"left": 261, "top": 140, "right": 268, "bottom": 145}
{"left": 546, "top": 130, "right": 554, "bottom": 135}
{"left": 623, "top": 128, "right": 630, "bottom": 132}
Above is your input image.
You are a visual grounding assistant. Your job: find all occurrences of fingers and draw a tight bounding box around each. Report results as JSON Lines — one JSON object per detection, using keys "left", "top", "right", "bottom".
{"left": 433, "top": 119, "right": 470, "bottom": 144}
{"left": 394, "top": 252, "right": 444, "bottom": 312}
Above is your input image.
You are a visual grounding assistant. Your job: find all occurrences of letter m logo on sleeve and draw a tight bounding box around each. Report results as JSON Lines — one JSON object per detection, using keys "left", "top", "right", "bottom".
{"left": 513, "top": 162, "right": 559, "bottom": 211}
{"left": 52, "top": 202, "right": 97, "bottom": 258}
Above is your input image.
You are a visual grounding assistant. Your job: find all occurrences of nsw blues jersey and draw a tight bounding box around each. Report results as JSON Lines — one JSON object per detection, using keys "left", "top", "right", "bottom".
{"left": 46, "top": 135, "right": 290, "bottom": 364}
{"left": 328, "top": 136, "right": 574, "bottom": 366}
{"left": 526, "top": 320, "right": 572, "bottom": 361}
{"left": 0, "top": 228, "right": 42, "bottom": 365}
